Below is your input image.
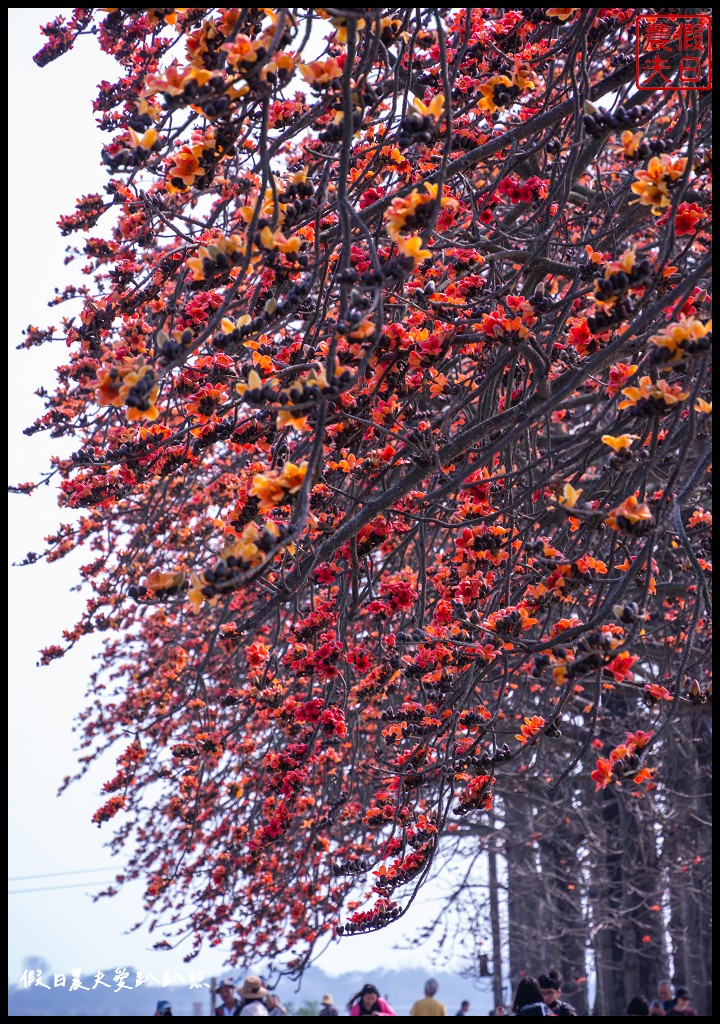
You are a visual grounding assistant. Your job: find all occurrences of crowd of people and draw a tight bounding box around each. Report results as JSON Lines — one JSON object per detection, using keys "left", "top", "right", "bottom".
{"left": 505, "top": 972, "right": 698, "bottom": 1018}
{"left": 504, "top": 971, "right": 575, "bottom": 1017}
{"left": 150, "top": 970, "right": 698, "bottom": 1016}
{"left": 626, "top": 979, "right": 698, "bottom": 1017}
{"left": 212, "top": 976, "right": 291, "bottom": 1016}
{"left": 152, "top": 976, "right": 293, "bottom": 1017}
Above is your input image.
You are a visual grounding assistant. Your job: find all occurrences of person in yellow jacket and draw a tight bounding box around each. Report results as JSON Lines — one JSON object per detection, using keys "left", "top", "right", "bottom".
{"left": 410, "top": 979, "right": 447, "bottom": 1016}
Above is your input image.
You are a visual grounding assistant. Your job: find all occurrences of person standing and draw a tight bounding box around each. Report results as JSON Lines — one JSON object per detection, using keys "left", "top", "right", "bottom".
{"left": 627, "top": 996, "right": 651, "bottom": 1016}
{"left": 657, "top": 981, "right": 676, "bottom": 1014}
{"left": 454, "top": 999, "right": 471, "bottom": 1016}
{"left": 410, "top": 978, "right": 447, "bottom": 1016}
{"left": 347, "top": 983, "right": 396, "bottom": 1016}
{"left": 319, "top": 993, "right": 340, "bottom": 1016}
{"left": 154, "top": 1001, "right": 173, "bottom": 1016}
{"left": 665, "top": 988, "right": 698, "bottom": 1016}
{"left": 538, "top": 971, "right": 577, "bottom": 1016}
{"left": 237, "top": 976, "right": 269, "bottom": 1017}
{"left": 266, "top": 993, "right": 289, "bottom": 1016}
{"left": 512, "top": 978, "right": 553, "bottom": 1016}
{"left": 215, "top": 978, "right": 241, "bottom": 1016}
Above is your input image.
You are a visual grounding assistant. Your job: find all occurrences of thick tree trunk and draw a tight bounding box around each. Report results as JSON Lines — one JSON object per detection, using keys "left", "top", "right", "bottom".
{"left": 488, "top": 843, "right": 505, "bottom": 1009}
{"left": 619, "top": 802, "right": 669, "bottom": 1002}
{"left": 538, "top": 793, "right": 589, "bottom": 1016}
{"left": 665, "top": 709, "right": 712, "bottom": 1016}
{"left": 590, "top": 787, "right": 626, "bottom": 1015}
{"left": 503, "top": 794, "right": 549, "bottom": 987}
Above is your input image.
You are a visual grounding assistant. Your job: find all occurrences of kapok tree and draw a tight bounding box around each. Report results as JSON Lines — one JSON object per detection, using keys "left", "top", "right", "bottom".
{"left": 17, "top": 8, "right": 711, "bottom": 979}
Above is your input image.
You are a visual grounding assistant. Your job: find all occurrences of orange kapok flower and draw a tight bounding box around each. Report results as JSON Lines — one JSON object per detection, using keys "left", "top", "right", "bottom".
{"left": 127, "top": 126, "right": 159, "bottom": 150}
{"left": 630, "top": 155, "right": 688, "bottom": 215}
{"left": 279, "top": 460, "right": 308, "bottom": 494}
{"left": 249, "top": 461, "right": 308, "bottom": 509}
{"left": 145, "top": 569, "right": 187, "bottom": 595}
{"left": 385, "top": 183, "right": 456, "bottom": 241}
{"left": 186, "top": 233, "right": 243, "bottom": 281}
{"left": 511, "top": 57, "right": 537, "bottom": 91}
{"left": 298, "top": 57, "right": 343, "bottom": 87}
{"left": 143, "top": 63, "right": 214, "bottom": 99}
{"left": 187, "top": 573, "right": 215, "bottom": 613}
{"left": 649, "top": 317, "right": 712, "bottom": 366}
{"left": 605, "top": 495, "right": 654, "bottom": 533}
{"left": 477, "top": 75, "right": 514, "bottom": 114}
{"left": 644, "top": 683, "right": 673, "bottom": 702}
{"left": 396, "top": 236, "right": 432, "bottom": 266}
{"left": 249, "top": 473, "right": 289, "bottom": 509}
{"left": 591, "top": 757, "right": 615, "bottom": 791}
{"left": 620, "top": 130, "right": 644, "bottom": 158}
{"left": 555, "top": 483, "right": 583, "bottom": 509}
{"left": 607, "top": 362, "right": 638, "bottom": 397}
{"left": 626, "top": 730, "right": 653, "bottom": 749}
{"left": 658, "top": 201, "right": 706, "bottom": 236}
{"left": 186, "top": 383, "right": 228, "bottom": 424}
{"left": 166, "top": 146, "right": 203, "bottom": 192}
{"left": 618, "top": 375, "right": 689, "bottom": 414}
{"left": 276, "top": 409, "right": 309, "bottom": 431}
{"left": 410, "top": 93, "right": 445, "bottom": 122}
{"left": 122, "top": 365, "right": 159, "bottom": 422}
{"left": 97, "top": 367, "right": 129, "bottom": 408}
{"left": 601, "top": 434, "right": 639, "bottom": 453}
{"left": 515, "top": 715, "right": 545, "bottom": 744}
{"left": 547, "top": 8, "right": 578, "bottom": 21}
{"left": 97, "top": 360, "right": 158, "bottom": 421}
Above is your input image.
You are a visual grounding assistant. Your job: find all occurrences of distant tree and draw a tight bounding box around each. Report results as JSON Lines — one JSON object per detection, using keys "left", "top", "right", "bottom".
{"left": 21, "top": 955, "right": 51, "bottom": 976}
{"left": 290, "top": 999, "right": 320, "bottom": 1016}
{"left": 16, "top": 8, "right": 711, "bottom": 1011}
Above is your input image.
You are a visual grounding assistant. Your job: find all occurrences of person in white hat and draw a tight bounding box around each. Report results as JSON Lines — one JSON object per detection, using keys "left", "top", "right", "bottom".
{"left": 238, "top": 976, "right": 269, "bottom": 1016}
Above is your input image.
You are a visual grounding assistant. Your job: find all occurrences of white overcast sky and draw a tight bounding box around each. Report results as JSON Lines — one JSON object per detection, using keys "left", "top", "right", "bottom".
{"left": 8, "top": 7, "right": 477, "bottom": 991}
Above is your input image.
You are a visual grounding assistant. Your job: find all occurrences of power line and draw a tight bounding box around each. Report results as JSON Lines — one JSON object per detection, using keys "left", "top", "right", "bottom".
{"left": 8, "top": 867, "right": 125, "bottom": 882}
{"left": 9, "top": 880, "right": 119, "bottom": 895}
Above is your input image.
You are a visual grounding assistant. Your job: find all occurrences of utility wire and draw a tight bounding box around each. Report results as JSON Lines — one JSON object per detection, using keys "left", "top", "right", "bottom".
{"left": 8, "top": 867, "right": 125, "bottom": 882}
{"left": 9, "top": 880, "right": 119, "bottom": 895}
